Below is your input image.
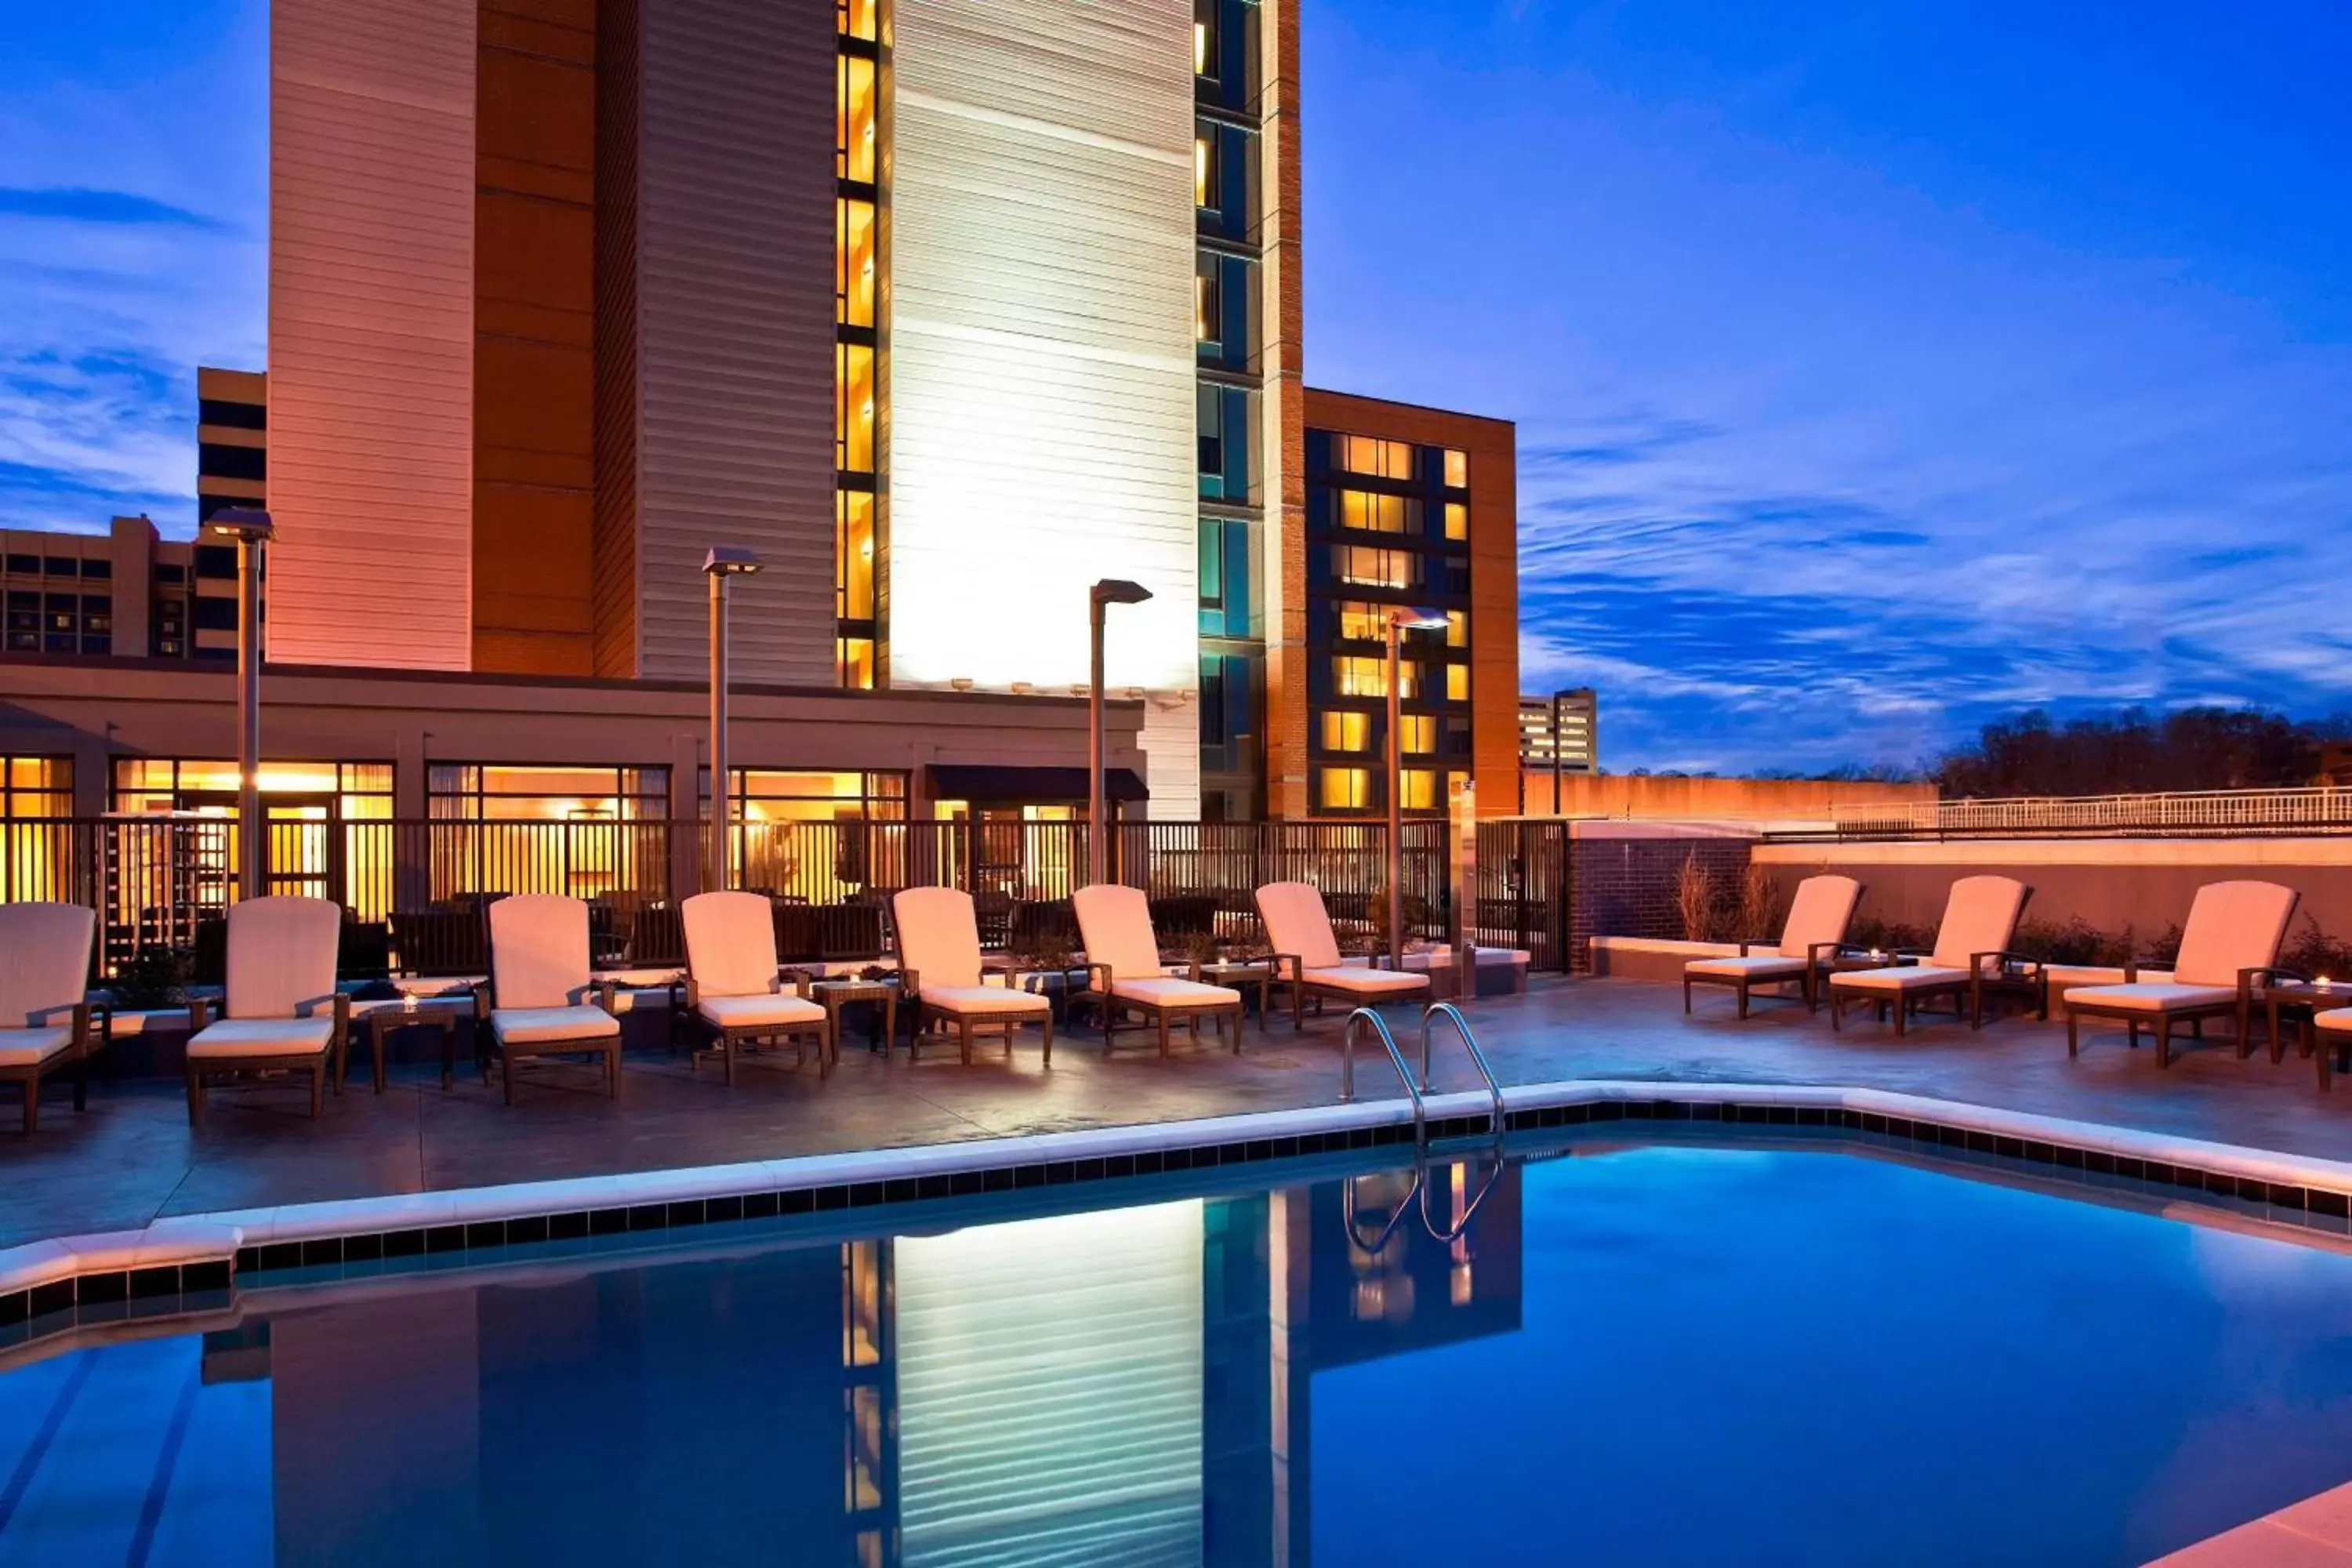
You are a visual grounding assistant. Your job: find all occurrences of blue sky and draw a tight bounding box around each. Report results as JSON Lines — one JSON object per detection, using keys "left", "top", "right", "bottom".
{"left": 2, "top": 2, "right": 2347, "bottom": 771}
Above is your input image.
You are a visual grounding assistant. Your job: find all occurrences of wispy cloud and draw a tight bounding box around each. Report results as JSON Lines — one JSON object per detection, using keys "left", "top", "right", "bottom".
{"left": 0, "top": 186, "right": 231, "bottom": 231}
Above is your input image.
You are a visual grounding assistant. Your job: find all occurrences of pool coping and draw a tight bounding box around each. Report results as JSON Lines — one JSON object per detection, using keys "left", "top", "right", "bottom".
{"left": 7, "top": 1076, "right": 2352, "bottom": 1343}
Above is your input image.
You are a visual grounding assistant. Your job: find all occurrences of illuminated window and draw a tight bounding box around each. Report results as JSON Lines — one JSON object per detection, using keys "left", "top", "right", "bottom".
{"left": 1, "top": 756, "right": 71, "bottom": 818}
{"left": 429, "top": 764, "right": 666, "bottom": 822}
{"left": 836, "top": 492, "right": 877, "bottom": 622}
{"left": 1195, "top": 252, "right": 1220, "bottom": 344}
{"left": 837, "top": 343, "right": 876, "bottom": 472}
{"left": 1444, "top": 503, "right": 1468, "bottom": 542}
{"left": 1319, "top": 768, "right": 1370, "bottom": 810}
{"left": 1337, "top": 435, "right": 1413, "bottom": 481}
{"left": 1400, "top": 770, "right": 1438, "bottom": 810}
{"left": 1398, "top": 714, "right": 1436, "bottom": 755}
{"left": 1334, "top": 657, "right": 1419, "bottom": 699}
{"left": 1334, "top": 601, "right": 1389, "bottom": 641}
{"left": 837, "top": 635, "right": 875, "bottom": 691}
{"left": 1320, "top": 710, "right": 1370, "bottom": 752}
{"left": 1443, "top": 448, "right": 1468, "bottom": 488}
{"left": 1446, "top": 610, "right": 1467, "bottom": 648}
{"left": 837, "top": 56, "right": 877, "bottom": 183}
{"left": 1337, "top": 489, "right": 1417, "bottom": 535}
{"left": 1446, "top": 663, "right": 1469, "bottom": 702}
{"left": 1195, "top": 133, "right": 1216, "bottom": 208}
{"left": 837, "top": 198, "right": 877, "bottom": 327}
{"left": 1333, "top": 546, "right": 1414, "bottom": 590}
{"left": 837, "top": 0, "right": 877, "bottom": 42}
{"left": 1194, "top": 19, "right": 1209, "bottom": 74}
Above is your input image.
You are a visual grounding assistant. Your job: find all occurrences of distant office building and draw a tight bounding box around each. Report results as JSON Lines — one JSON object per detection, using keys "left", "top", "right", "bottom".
{"left": 1520, "top": 689, "right": 1598, "bottom": 774}
{"left": 1283, "top": 391, "right": 1519, "bottom": 820}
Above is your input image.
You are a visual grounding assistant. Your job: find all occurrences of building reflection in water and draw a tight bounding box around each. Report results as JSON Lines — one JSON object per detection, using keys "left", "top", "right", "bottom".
{"left": 155, "top": 1160, "right": 1523, "bottom": 1566}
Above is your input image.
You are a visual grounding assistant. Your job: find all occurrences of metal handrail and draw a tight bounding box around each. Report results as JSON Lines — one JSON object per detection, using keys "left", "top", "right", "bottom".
{"left": 1340, "top": 1007, "right": 1427, "bottom": 1145}
{"left": 1421, "top": 1001, "right": 1505, "bottom": 1134}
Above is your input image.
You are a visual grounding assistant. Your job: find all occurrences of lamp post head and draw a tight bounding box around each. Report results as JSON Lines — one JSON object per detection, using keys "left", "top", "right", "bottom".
{"left": 703, "top": 546, "right": 763, "bottom": 576}
{"left": 203, "top": 506, "right": 275, "bottom": 545}
{"left": 1091, "top": 578, "right": 1152, "bottom": 609}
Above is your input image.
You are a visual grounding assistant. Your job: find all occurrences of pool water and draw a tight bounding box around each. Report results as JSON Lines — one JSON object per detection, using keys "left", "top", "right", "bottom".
{"left": 4, "top": 1137, "right": 2351, "bottom": 1566}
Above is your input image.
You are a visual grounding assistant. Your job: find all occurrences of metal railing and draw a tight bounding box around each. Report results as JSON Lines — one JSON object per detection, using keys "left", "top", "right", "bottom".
{"left": 1775, "top": 786, "right": 2352, "bottom": 842}
{"left": 1, "top": 815, "right": 1539, "bottom": 981}
{"left": 1339, "top": 1007, "right": 1427, "bottom": 1142}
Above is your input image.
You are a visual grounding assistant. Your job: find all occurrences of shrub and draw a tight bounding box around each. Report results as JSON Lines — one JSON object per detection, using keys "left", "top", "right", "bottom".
{"left": 1736, "top": 863, "right": 1779, "bottom": 943}
{"left": 2281, "top": 916, "right": 2352, "bottom": 980}
{"left": 108, "top": 945, "right": 192, "bottom": 1010}
{"left": 1675, "top": 853, "right": 1719, "bottom": 942}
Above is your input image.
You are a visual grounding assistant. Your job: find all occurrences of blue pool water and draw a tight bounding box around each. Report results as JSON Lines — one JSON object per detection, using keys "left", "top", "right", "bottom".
{"left": 5, "top": 1137, "right": 2352, "bottom": 1566}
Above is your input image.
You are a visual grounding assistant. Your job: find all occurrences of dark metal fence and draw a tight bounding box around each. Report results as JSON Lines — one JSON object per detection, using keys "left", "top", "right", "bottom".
{"left": 5, "top": 816, "right": 1549, "bottom": 980}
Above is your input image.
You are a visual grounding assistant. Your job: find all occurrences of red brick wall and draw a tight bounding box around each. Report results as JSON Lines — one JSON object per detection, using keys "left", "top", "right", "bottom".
{"left": 1571, "top": 836, "right": 1751, "bottom": 971}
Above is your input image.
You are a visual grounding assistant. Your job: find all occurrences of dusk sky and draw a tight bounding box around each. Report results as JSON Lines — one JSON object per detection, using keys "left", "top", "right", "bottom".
{"left": 3, "top": 1, "right": 2348, "bottom": 771}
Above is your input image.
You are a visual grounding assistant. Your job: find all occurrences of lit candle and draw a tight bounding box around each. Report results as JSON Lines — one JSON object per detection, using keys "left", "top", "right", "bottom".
{"left": 403, "top": 992, "right": 419, "bottom": 1014}
{"left": 2319, "top": 975, "right": 2334, "bottom": 993}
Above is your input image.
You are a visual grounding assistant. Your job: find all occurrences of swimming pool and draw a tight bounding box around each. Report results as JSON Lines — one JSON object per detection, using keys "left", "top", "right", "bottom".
{"left": 4, "top": 1131, "right": 2350, "bottom": 1566}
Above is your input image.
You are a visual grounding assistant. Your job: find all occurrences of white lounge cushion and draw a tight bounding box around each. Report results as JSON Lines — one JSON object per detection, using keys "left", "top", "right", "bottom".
{"left": 682, "top": 891, "right": 781, "bottom": 999}
{"left": 489, "top": 895, "right": 596, "bottom": 1010}
{"left": 490, "top": 1005, "right": 620, "bottom": 1046}
{"left": 1256, "top": 882, "right": 1345, "bottom": 971}
{"left": 920, "top": 984, "right": 1051, "bottom": 1017}
{"left": 895, "top": 887, "right": 985, "bottom": 989}
{"left": 2062, "top": 982, "right": 2238, "bottom": 1014}
{"left": 187, "top": 1017, "right": 336, "bottom": 1059}
{"left": 1777, "top": 875, "right": 1864, "bottom": 957}
{"left": 1302, "top": 965, "right": 1428, "bottom": 996}
{"left": 0, "top": 1026, "right": 73, "bottom": 1068}
{"left": 2315, "top": 1008, "right": 2352, "bottom": 1033}
{"left": 1924, "top": 876, "right": 2031, "bottom": 970}
{"left": 698, "top": 993, "right": 824, "bottom": 1032}
{"left": 0, "top": 902, "right": 95, "bottom": 1029}
{"left": 1074, "top": 884, "right": 1163, "bottom": 984}
{"left": 1831, "top": 965, "right": 1970, "bottom": 994}
{"left": 1112, "top": 976, "right": 1241, "bottom": 1010}
{"left": 224, "top": 897, "right": 342, "bottom": 1021}
{"left": 2171, "top": 880, "right": 2299, "bottom": 987}
{"left": 1686, "top": 954, "right": 1811, "bottom": 982}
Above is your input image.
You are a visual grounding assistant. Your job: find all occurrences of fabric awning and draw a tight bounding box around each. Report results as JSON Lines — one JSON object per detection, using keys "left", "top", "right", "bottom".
{"left": 926, "top": 764, "right": 1147, "bottom": 807}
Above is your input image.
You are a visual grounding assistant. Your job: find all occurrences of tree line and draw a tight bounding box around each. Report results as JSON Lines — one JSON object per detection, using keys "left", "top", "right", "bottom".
{"left": 1936, "top": 706, "right": 2349, "bottom": 797}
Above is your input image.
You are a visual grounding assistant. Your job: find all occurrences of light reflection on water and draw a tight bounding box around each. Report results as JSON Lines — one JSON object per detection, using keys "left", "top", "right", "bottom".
{"left": 2, "top": 1139, "right": 2350, "bottom": 1567}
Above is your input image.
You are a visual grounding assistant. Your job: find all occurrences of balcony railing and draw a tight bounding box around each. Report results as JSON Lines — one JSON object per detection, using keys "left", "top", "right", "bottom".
{"left": 0, "top": 816, "right": 1565, "bottom": 980}
{"left": 1780, "top": 786, "right": 2352, "bottom": 842}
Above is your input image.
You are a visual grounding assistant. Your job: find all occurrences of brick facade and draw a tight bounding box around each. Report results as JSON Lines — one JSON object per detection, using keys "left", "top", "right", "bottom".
{"left": 1570, "top": 835, "right": 1753, "bottom": 971}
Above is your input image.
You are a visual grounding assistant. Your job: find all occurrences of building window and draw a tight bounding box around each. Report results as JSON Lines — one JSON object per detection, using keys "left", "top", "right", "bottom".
{"left": 197, "top": 443, "right": 266, "bottom": 482}
{"left": 1334, "top": 655, "right": 1418, "bottom": 700}
{"left": 1446, "top": 610, "right": 1467, "bottom": 648}
{"left": 837, "top": 55, "right": 877, "bottom": 183}
{"left": 1446, "top": 663, "right": 1470, "bottom": 702}
{"left": 1195, "top": 132, "right": 1217, "bottom": 209}
{"left": 1400, "top": 769, "right": 1438, "bottom": 811}
{"left": 1330, "top": 546, "right": 1415, "bottom": 591}
{"left": 1, "top": 756, "right": 71, "bottom": 818}
{"left": 1398, "top": 714, "right": 1436, "bottom": 755}
{"left": 837, "top": 198, "right": 877, "bottom": 327}
{"left": 837, "top": 0, "right": 877, "bottom": 41}
{"left": 1337, "top": 489, "right": 1417, "bottom": 535}
{"left": 837, "top": 635, "right": 876, "bottom": 689}
{"left": 1318, "top": 768, "right": 1370, "bottom": 811}
{"left": 428, "top": 764, "right": 667, "bottom": 822}
{"left": 1444, "top": 502, "right": 1468, "bottom": 542}
{"left": 837, "top": 343, "right": 876, "bottom": 473}
{"left": 1195, "top": 252, "right": 1221, "bottom": 347}
{"left": 1443, "top": 448, "right": 1468, "bottom": 488}
{"left": 1320, "top": 710, "right": 1370, "bottom": 753}
{"left": 837, "top": 492, "right": 877, "bottom": 622}
{"left": 1336, "top": 435, "right": 1414, "bottom": 481}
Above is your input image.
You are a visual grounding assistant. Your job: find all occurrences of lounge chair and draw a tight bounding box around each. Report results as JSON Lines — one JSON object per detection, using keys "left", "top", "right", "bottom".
{"left": 2315, "top": 1009, "right": 2352, "bottom": 1090}
{"left": 891, "top": 886, "right": 1053, "bottom": 1064}
{"left": 2061, "top": 880, "right": 2299, "bottom": 1067}
{"left": 1252, "top": 881, "right": 1429, "bottom": 1030}
{"left": 1073, "top": 884, "right": 1245, "bottom": 1054}
{"left": 477, "top": 894, "right": 621, "bottom": 1102}
{"left": 1682, "top": 875, "right": 1863, "bottom": 1018}
{"left": 185, "top": 896, "right": 348, "bottom": 1123}
{"left": 679, "top": 891, "right": 831, "bottom": 1083}
{"left": 1, "top": 902, "right": 100, "bottom": 1133}
{"left": 1827, "top": 877, "right": 2036, "bottom": 1033}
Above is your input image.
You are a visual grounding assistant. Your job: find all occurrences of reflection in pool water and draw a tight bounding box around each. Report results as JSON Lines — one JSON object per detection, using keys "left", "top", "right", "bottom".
{"left": 3, "top": 1139, "right": 2351, "bottom": 1566}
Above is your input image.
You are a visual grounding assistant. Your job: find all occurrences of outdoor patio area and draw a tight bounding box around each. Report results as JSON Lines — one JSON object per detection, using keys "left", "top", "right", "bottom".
{"left": 5, "top": 975, "right": 2348, "bottom": 1249}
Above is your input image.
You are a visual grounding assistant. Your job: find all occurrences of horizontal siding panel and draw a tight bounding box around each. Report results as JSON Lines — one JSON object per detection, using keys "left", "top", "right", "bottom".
{"left": 269, "top": 0, "right": 477, "bottom": 670}
{"left": 890, "top": 0, "right": 1200, "bottom": 817}
{"left": 632, "top": 0, "right": 837, "bottom": 685}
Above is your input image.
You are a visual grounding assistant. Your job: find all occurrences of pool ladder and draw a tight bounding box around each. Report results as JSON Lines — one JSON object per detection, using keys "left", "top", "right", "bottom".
{"left": 1339, "top": 1002, "right": 1505, "bottom": 1148}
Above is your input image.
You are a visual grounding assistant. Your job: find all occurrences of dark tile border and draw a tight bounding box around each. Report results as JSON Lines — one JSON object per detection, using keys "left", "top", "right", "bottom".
{"left": 8, "top": 1094, "right": 2350, "bottom": 1363}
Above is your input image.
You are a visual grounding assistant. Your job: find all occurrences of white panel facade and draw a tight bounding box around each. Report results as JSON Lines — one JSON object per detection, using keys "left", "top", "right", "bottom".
{"left": 888, "top": 0, "right": 1202, "bottom": 817}
{"left": 269, "top": 0, "right": 475, "bottom": 669}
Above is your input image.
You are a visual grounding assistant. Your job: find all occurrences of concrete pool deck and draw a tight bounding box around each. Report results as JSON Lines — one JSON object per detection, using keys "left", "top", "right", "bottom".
{"left": 3, "top": 975, "right": 2348, "bottom": 1250}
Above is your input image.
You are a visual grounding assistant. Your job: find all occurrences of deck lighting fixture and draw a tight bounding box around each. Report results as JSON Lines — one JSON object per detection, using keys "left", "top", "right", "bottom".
{"left": 1089, "top": 580, "right": 1154, "bottom": 886}
{"left": 703, "top": 547, "right": 764, "bottom": 889}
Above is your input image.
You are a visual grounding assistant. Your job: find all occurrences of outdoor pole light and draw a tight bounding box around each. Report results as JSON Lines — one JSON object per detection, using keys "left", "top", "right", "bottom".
{"left": 1088, "top": 579, "right": 1153, "bottom": 887}
{"left": 1385, "top": 606, "right": 1451, "bottom": 967}
{"left": 203, "top": 507, "right": 274, "bottom": 902}
{"left": 703, "top": 547, "right": 763, "bottom": 891}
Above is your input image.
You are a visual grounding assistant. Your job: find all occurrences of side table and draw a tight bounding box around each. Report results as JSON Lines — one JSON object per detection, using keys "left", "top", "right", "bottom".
{"left": 811, "top": 978, "right": 902, "bottom": 1056}
{"left": 1193, "top": 960, "right": 1274, "bottom": 1029}
{"left": 353, "top": 997, "right": 466, "bottom": 1093}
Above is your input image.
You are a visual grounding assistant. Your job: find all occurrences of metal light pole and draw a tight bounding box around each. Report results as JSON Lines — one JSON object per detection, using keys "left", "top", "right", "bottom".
{"left": 703, "top": 547, "right": 763, "bottom": 891}
{"left": 1385, "top": 607, "right": 1450, "bottom": 967}
{"left": 204, "top": 508, "right": 274, "bottom": 902}
{"left": 1087, "top": 579, "right": 1153, "bottom": 887}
